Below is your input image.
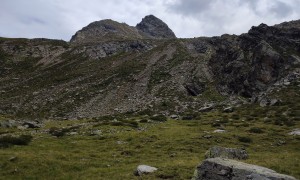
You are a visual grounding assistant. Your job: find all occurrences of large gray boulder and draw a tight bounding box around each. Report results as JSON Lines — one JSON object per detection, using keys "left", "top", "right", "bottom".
{"left": 205, "top": 146, "right": 248, "bottom": 160}
{"left": 193, "top": 158, "right": 296, "bottom": 180}
{"left": 134, "top": 165, "right": 158, "bottom": 176}
{"left": 288, "top": 129, "right": 300, "bottom": 136}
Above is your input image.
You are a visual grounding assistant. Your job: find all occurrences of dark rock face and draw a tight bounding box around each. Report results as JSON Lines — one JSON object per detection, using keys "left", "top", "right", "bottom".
{"left": 209, "top": 21, "right": 300, "bottom": 97}
{"left": 136, "top": 15, "right": 176, "bottom": 39}
{"left": 193, "top": 158, "right": 296, "bottom": 180}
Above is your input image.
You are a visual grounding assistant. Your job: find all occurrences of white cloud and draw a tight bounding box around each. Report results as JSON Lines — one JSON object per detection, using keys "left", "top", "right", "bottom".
{"left": 0, "top": 0, "right": 299, "bottom": 41}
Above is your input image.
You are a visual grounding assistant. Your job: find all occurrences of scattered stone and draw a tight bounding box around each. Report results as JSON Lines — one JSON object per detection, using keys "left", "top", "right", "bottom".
{"left": 90, "top": 129, "right": 101, "bottom": 136}
{"left": 169, "top": 153, "right": 176, "bottom": 158}
{"left": 134, "top": 165, "right": 158, "bottom": 176}
{"left": 276, "top": 140, "right": 286, "bottom": 146}
{"left": 199, "top": 105, "right": 214, "bottom": 112}
{"left": 69, "top": 132, "right": 78, "bottom": 136}
{"left": 288, "top": 129, "right": 300, "bottom": 136}
{"left": 205, "top": 146, "right": 248, "bottom": 160}
{"left": 259, "top": 98, "right": 269, "bottom": 107}
{"left": 213, "top": 129, "right": 226, "bottom": 133}
{"left": 22, "top": 121, "right": 41, "bottom": 128}
{"left": 223, "top": 107, "right": 234, "bottom": 113}
{"left": 9, "top": 157, "right": 18, "bottom": 162}
{"left": 170, "top": 114, "right": 179, "bottom": 120}
{"left": 283, "top": 79, "right": 291, "bottom": 86}
{"left": 270, "top": 99, "right": 280, "bottom": 106}
{"left": 203, "top": 135, "right": 213, "bottom": 139}
{"left": 260, "top": 98, "right": 281, "bottom": 107}
{"left": 193, "top": 158, "right": 296, "bottom": 180}
{"left": 116, "top": 141, "right": 126, "bottom": 145}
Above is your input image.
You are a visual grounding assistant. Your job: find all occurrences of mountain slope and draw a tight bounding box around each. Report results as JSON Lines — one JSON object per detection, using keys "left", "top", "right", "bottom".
{"left": 0, "top": 16, "right": 299, "bottom": 119}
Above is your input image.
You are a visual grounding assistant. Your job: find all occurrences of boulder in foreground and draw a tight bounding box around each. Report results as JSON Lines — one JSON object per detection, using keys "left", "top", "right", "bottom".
{"left": 193, "top": 158, "right": 296, "bottom": 180}
{"left": 134, "top": 165, "right": 158, "bottom": 176}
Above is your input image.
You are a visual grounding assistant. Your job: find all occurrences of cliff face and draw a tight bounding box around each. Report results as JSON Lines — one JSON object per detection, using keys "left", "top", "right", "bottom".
{"left": 0, "top": 16, "right": 299, "bottom": 119}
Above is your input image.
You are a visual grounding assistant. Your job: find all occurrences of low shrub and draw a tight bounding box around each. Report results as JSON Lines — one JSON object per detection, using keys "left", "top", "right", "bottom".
{"left": 110, "top": 121, "right": 124, "bottom": 126}
{"left": 238, "top": 136, "right": 252, "bottom": 143}
{"left": 150, "top": 115, "right": 167, "bottom": 122}
{"left": 0, "top": 135, "right": 33, "bottom": 148}
{"left": 219, "top": 119, "right": 229, "bottom": 124}
{"left": 249, "top": 127, "right": 264, "bottom": 133}
{"left": 231, "top": 114, "right": 240, "bottom": 120}
{"left": 211, "top": 122, "right": 221, "bottom": 127}
{"left": 139, "top": 119, "right": 148, "bottom": 123}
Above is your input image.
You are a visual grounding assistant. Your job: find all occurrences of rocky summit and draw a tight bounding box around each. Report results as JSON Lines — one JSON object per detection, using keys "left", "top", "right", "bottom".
{"left": 0, "top": 15, "right": 299, "bottom": 121}
{"left": 70, "top": 15, "right": 176, "bottom": 44}
{"left": 136, "top": 15, "right": 176, "bottom": 39}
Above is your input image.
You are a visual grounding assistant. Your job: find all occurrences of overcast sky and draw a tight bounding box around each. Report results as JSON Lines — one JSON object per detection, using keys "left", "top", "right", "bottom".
{"left": 1, "top": 0, "right": 299, "bottom": 41}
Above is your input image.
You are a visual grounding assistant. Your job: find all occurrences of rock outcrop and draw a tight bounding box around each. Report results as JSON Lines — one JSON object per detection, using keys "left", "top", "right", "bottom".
{"left": 193, "top": 158, "right": 297, "bottom": 180}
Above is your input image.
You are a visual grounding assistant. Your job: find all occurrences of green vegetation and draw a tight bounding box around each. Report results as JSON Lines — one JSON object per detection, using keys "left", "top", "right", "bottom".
{"left": 150, "top": 115, "right": 167, "bottom": 122}
{"left": 237, "top": 136, "right": 252, "bottom": 143}
{"left": 0, "top": 135, "right": 33, "bottom": 148}
{"left": 200, "top": 83, "right": 226, "bottom": 102}
{"left": 0, "top": 98, "right": 299, "bottom": 179}
{"left": 249, "top": 127, "right": 264, "bottom": 134}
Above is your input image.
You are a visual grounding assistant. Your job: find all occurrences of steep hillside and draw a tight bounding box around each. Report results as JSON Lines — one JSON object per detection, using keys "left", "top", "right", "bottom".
{"left": 0, "top": 16, "right": 299, "bottom": 120}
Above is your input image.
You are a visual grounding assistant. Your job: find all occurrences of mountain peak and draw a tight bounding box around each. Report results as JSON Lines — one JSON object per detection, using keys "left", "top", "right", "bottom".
{"left": 136, "top": 15, "right": 176, "bottom": 39}
{"left": 70, "top": 19, "right": 142, "bottom": 44}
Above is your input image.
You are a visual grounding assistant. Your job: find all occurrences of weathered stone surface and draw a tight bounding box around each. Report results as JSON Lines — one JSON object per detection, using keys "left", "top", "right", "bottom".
{"left": 223, "top": 107, "right": 234, "bottom": 113}
{"left": 205, "top": 146, "right": 248, "bottom": 160}
{"left": 213, "top": 129, "right": 226, "bottom": 133}
{"left": 134, "top": 165, "right": 158, "bottom": 176}
{"left": 199, "top": 104, "right": 214, "bottom": 112}
{"left": 288, "top": 129, "right": 300, "bottom": 136}
{"left": 193, "top": 158, "right": 297, "bottom": 180}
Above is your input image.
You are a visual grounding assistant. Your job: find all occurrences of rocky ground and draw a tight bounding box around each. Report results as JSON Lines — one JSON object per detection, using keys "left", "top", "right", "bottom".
{"left": 0, "top": 98, "right": 299, "bottom": 179}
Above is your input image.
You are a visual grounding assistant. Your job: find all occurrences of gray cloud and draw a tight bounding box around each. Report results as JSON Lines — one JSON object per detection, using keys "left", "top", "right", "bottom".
{"left": 270, "top": 1, "right": 293, "bottom": 18}
{"left": 166, "top": 0, "right": 212, "bottom": 16}
{"left": 0, "top": 0, "right": 299, "bottom": 41}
